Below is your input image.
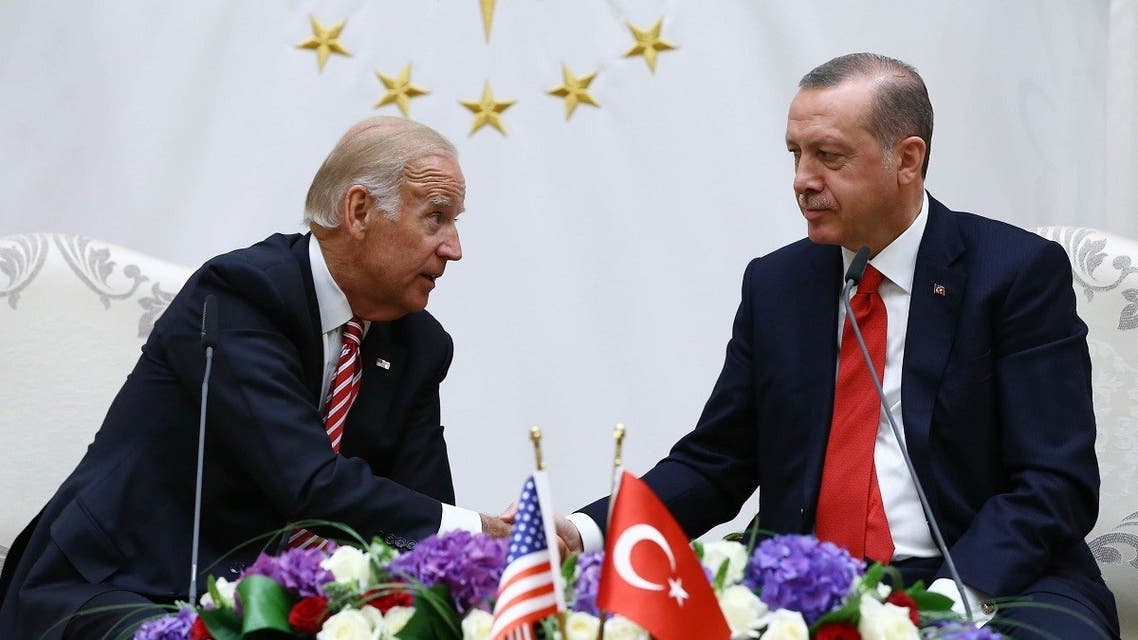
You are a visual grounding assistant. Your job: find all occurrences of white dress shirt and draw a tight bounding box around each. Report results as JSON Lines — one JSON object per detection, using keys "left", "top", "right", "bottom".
{"left": 309, "top": 236, "right": 482, "bottom": 534}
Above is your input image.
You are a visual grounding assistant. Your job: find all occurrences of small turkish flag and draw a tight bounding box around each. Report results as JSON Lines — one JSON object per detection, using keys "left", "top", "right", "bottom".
{"left": 598, "top": 471, "right": 730, "bottom": 640}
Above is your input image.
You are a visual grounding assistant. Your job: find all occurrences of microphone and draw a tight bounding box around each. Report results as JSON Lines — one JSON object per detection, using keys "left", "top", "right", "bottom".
{"left": 840, "top": 246, "right": 974, "bottom": 622}
{"left": 189, "top": 294, "right": 217, "bottom": 603}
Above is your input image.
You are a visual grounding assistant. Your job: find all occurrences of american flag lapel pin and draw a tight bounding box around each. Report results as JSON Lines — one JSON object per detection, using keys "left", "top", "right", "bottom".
{"left": 375, "top": 357, "right": 391, "bottom": 370}
{"left": 933, "top": 283, "right": 947, "bottom": 297}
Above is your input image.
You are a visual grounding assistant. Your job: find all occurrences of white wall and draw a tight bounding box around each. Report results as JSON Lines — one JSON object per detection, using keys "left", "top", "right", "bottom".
{"left": 0, "top": 1, "right": 1120, "bottom": 539}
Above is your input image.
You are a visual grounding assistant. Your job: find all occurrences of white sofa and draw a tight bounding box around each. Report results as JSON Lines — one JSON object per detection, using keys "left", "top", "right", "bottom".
{"left": 0, "top": 233, "right": 191, "bottom": 569}
{"left": 1037, "top": 226, "right": 1138, "bottom": 637}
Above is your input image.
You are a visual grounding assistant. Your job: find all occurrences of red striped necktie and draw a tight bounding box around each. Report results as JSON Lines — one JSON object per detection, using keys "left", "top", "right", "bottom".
{"left": 815, "top": 265, "right": 895, "bottom": 563}
{"left": 289, "top": 317, "right": 365, "bottom": 550}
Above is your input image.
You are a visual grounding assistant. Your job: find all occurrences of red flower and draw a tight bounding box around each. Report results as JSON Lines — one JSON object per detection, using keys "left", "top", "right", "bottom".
{"left": 288, "top": 596, "right": 329, "bottom": 634}
{"left": 365, "top": 590, "right": 414, "bottom": 613}
{"left": 188, "top": 616, "right": 212, "bottom": 640}
{"left": 815, "top": 621, "right": 861, "bottom": 639}
{"left": 886, "top": 590, "right": 920, "bottom": 625}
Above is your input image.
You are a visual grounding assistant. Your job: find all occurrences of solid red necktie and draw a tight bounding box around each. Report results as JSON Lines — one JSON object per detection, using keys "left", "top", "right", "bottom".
{"left": 289, "top": 317, "right": 365, "bottom": 550}
{"left": 815, "top": 265, "right": 895, "bottom": 563}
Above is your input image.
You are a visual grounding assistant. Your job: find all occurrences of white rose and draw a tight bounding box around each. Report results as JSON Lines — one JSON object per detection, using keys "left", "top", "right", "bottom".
{"left": 317, "top": 609, "right": 375, "bottom": 640}
{"left": 718, "top": 585, "right": 769, "bottom": 638}
{"left": 564, "top": 611, "right": 601, "bottom": 640}
{"left": 761, "top": 609, "right": 809, "bottom": 640}
{"left": 858, "top": 594, "right": 919, "bottom": 640}
{"left": 321, "top": 546, "right": 373, "bottom": 589}
{"left": 603, "top": 615, "right": 650, "bottom": 640}
{"left": 359, "top": 606, "right": 385, "bottom": 640}
{"left": 198, "top": 576, "right": 237, "bottom": 610}
{"left": 380, "top": 605, "right": 415, "bottom": 638}
{"left": 701, "top": 540, "right": 749, "bottom": 586}
{"left": 461, "top": 609, "right": 494, "bottom": 640}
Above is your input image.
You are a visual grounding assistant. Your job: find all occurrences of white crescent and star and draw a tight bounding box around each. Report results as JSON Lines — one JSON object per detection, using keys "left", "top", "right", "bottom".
{"left": 611, "top": 523, "right": 688, "bottom": 606}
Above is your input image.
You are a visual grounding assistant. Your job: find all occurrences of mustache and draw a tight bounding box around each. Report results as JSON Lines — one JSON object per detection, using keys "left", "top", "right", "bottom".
{"left": 797, "top": 192, "right": 835, "bottom": 209}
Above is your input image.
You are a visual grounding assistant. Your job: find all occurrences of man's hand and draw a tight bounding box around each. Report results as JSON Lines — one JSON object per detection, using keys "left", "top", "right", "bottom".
{"left": 480, "top": 512, "right": 511, "bottom": 538}
{"left": 499, "top": 502, "right": 583, "bottom": 557}
{"left": 555, "top": 513, "right": 584, "bottom": 555}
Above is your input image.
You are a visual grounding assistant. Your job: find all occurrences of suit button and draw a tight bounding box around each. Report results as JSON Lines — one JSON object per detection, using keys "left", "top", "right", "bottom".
{"left": 981, "top": 601, "right": 997, "bottom": 616}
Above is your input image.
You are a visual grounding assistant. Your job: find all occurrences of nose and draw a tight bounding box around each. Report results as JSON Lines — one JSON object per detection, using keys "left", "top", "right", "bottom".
{"left": 793, "top": 156, "right": 823, "bottom": 196}
{"left": 438, "top": 225, "right": 462, "bottom": 261}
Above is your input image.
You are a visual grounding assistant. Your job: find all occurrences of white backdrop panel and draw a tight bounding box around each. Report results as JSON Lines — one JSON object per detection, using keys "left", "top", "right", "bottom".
{"left": 0, "top": 1, "right": 1111, "bottom": 539}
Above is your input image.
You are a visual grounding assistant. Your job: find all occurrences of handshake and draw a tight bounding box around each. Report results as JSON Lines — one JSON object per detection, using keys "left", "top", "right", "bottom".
{"left": 480, "top": 504, "right": 584, "bottom": 557}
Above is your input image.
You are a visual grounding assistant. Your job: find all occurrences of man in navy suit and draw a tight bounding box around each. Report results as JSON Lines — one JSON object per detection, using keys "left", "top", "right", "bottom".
{"left": 0, "top": 116, "right": 509, "bottom": 639}
{"left": 557, "top": 54, "right": 1120, "bottom": 638}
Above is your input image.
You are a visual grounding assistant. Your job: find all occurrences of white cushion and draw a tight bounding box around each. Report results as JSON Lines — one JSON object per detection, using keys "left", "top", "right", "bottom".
{"left": 1037, "top": 226, "right": 1138, "bottom": 636}
{"left": 0, "top": 233, "right": 191, "bottom": 569}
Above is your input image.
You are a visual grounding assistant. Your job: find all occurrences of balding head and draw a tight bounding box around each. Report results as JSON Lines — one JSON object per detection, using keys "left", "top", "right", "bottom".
{"left": 304, "top": 116, "right": 457, "bottom": 228}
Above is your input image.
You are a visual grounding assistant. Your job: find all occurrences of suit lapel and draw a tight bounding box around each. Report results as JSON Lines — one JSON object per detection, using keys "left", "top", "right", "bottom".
{"left": 342, "top": 322, "right": 406, "bottom": 456}
{"left": 798, "top": 245, "right": 843, "bottom": 515}
{"left": 901, "top": 195, "right": 966, "bottom": 514}
{"left": 292, "top": 233, "right": 326, "bottom": 402}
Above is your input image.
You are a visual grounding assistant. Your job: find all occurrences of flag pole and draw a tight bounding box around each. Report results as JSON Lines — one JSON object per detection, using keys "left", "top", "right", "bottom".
{"left": 530, "top": 426, "right": 567, "bottom": 640}
{"left": 597, "top": 422, "right": 625, "bottom": 640}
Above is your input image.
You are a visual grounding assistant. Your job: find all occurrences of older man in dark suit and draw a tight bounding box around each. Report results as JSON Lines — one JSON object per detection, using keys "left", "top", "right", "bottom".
{"left": 0, "top": 116, "right": 509, "bottom": 639}
{"left": 556, "top": 54, "right": 1120, "bottom": 639}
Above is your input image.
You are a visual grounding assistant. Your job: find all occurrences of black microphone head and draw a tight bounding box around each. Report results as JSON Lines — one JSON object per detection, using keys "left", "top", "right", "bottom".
{"left": 844, "top": 246, "right": 871, "bottom": 286}
{"left": 201, "top": 294, "right": 219, "bottom": 349}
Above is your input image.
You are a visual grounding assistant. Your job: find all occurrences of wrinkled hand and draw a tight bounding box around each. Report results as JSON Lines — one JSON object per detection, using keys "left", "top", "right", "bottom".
{"left": 499, "top": 501, "right": 518, "bottom": 524}
{"left": 555, "top": 513, "right": 584, "bottom": 555}
{"left": 480, "top": 512, "right": 511, "bottom": 538}
{"left": 499, "top": 502, "right": 582, "bottom": 558}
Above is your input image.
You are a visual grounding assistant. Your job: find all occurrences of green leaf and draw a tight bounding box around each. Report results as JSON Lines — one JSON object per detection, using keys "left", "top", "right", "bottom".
{"left": 235, "top": 574, "right": 294, "bottom": 635}
{"left": 691, "top": 540, "right": 704, "bottom": 560}
{"left": 197, "top": 607, "right": 243, "bottom": 640}
{"left": 396, "top": 584, "right": 461, "bottom": 640}
{"left": 909, "top": 589, "right": 954, "bottom": 612}
{"left": 713, "top": 559, "right": 730, "bottom": 592}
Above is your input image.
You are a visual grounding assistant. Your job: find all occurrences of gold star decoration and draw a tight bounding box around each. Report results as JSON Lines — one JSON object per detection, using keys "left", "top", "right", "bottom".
{"left": 479, "top": 0, "right": 496, "bottom": 42}
{"left": 374, "top": 64, "right": 430, "bottom": 117}
{"left": 546, "top": 64, "right": 600, "bottom": 120}
{"left": 623, "top": 18, "right": 677, "bottom": 73}
{"left": 296, "top": 15, "right": 352, "bottom": 71}
{"left": 459, "top": 81, "right": 516, "bottom": 136}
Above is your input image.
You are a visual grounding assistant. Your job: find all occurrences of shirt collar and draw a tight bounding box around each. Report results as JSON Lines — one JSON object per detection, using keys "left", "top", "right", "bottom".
{"left": 308, "top": 234, "right": 354, "bottom": 334}
{"left": 841, "top": 190, "right": 929, "bottom": 295}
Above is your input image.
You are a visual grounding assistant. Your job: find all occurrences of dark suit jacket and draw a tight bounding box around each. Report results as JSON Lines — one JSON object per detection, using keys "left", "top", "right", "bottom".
{"left": 582, "top": 195, "right": 1115, "bottom": 624}
{"left": 0, "top": 233, "right": 458, "bottom": 639}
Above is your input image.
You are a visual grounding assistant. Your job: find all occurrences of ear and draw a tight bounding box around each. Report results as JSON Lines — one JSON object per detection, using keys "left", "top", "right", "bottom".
{"left": 341, "top": 185, "right": 372, "bottom": 239}
{"left": 894, "top": 136, "right": 926, "bottom": 185}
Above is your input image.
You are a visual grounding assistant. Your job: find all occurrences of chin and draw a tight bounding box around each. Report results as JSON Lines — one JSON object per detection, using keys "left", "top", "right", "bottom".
{"left": 805, "top": 225, "right": 842, "bottom": 247}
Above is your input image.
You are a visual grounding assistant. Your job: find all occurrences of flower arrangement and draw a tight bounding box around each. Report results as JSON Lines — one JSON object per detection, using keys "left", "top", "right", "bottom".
{"left": 132, "top": 531, "right": 1000, "bottom": 640}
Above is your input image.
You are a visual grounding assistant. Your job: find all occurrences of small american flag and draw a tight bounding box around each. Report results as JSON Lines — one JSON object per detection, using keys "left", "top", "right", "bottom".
{"left": 489, "top": 472, "right": 564, "bottom": 640}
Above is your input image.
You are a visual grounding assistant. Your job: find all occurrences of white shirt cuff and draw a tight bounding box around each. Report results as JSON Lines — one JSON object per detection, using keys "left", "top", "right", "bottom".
{"left": 567, "top": 512, "right": 605, "bottom": 553}
{"left": 438, "top": 504, "right": 483, "bottom": 534}
{"left": 928, "top": 578, "right": 995, "bottom": 626}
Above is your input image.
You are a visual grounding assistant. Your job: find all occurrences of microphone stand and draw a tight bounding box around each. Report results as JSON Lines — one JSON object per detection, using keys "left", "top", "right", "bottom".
{"left": 189, "top": 294, "right": 218, "bottom": 604}
{"left": 841, "top": 248, "right": 973, "bottom": 623}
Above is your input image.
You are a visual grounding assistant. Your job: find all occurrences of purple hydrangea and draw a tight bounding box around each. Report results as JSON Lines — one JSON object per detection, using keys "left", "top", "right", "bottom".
{"left": 133, "top": 607, "right": 196, "bottom": 640}
{"left": 922, "top": 620, "right": 1004, "bottom": 639}
{"left": 241, "top": 545, "right": 335, "bottom": 598}
{"left": 389, "top": 530, "right": 508, "bottom": 614}
{"left": 743, "top": 534, "right": 864, "bottom": 624}
{"left": 571, "top": 551, "right": 604, "bottom": 616}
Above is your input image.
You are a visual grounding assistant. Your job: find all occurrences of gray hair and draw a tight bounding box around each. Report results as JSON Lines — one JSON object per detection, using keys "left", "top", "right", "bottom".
{"left": 799, "top": 53, "right": 933, "bottom": 177}
{"left": 304, "top": 116, "right": 458, "bottom": 227}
